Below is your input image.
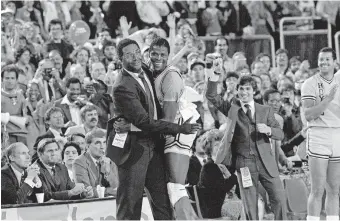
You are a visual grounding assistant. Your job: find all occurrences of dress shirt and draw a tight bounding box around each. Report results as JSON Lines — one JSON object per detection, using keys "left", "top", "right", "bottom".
{"left": 41, "top": 162, "right": 56, "bottom": 177}
{"left": 10, "top": 165, "right": 37, "bottom": 188}
{"left": 240, "top": 100, "right": 255, "bottom": 119}
{"left": 60, "top": 95, "right": 82, "bottom": 125}
{"left": 124, "top": 69, "right": 158, "bottom": 120}
{"left": 49, "top": 127, "right": 63, "bottom": 139}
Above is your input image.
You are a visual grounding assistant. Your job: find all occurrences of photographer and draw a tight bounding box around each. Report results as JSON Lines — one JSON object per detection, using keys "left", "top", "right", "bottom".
{"left": 280, "top": 86, "right": 303, "bottom": 143}
{"left": 32, "top": 59, "right": 66, "bottom": 102}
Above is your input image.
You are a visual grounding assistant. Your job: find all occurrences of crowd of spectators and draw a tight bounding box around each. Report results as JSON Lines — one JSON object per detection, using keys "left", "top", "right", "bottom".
{"left": 1, "top": 0, "right": 340, "bottom": 219}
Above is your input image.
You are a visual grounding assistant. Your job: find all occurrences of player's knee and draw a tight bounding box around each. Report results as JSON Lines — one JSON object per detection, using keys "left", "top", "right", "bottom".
{"left": 326, "top": 183, "right": 340, "bottom": 195}
{"left": 311, "top": 187, "right": 326, "bottom": 199}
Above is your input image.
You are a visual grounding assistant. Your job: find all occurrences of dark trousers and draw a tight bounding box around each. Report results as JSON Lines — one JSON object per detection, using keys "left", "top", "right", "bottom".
{"left": 236, "top": 155, "right": 287, "bottom": 220}
{"left": 116, "top": 144, "right": 173, "bottom": 220}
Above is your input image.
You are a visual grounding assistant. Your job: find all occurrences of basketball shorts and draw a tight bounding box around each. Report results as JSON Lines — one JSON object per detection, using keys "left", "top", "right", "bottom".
{"left": 164, "top": 116, "right": 197, "bottom": 156}
{"left": 307, "top": 127, "right": 340, "bottom": 162}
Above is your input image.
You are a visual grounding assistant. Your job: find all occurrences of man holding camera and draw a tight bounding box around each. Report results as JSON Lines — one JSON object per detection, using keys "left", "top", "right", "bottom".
{"left": 206, "top": 57, "right": 287, "bottom": 220}
{"left": 32, "top": 59, "right": 65, "bottom": 102}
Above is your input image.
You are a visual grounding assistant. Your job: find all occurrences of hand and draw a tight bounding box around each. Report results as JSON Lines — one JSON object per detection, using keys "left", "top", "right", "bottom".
{"left": 180, "top": 117, "right": 202, "bottom": 134}
{"left": 113, "top": 118, "right": 131, "bottom": 133}
{"left": 32, "top": 176, "right": 42, "bottom": 188}
{"left": 26, "top": 164, "right": 40, "bottom": 180}
{"left": 69, "top": 183, "right": 85, "bottom": 196}
{"left": 223, "top": 9, "right": 232, "bottom": 19}
{"left": 282, "top": 103, "right": 293, "bottom": 117}
{"left": 86, "top": 85, "right": 97, "bottom": 94}
{"left": 64, "top": 121, "right": 77, "bottom": 128}
{"left": 285, "top": 158, "right": 293, "bottom": 169}
{"left": 167, "top": 13, "right": 176, "bottom": 29}
{"left": 99, "top": 157, "right": 111, "bottom": 174}
{"left": 256, "top": 123, "right": 271, "bottom": 135}
{"left": 326, "top": 84, "right": 339, "bottom": 101}
{"left": 119, "top": 16, "right": 132, "bottom": 33}
{"left": 83, "top": 186, "right": 94, "bottom": 198}
{"left": 184, "top": 39, "right": 195, "bottom": 52}
{"left": 301, "top": 127, "right": 309, "bottom": 138}
{"left": 213, "top": 58, "right": 224, "bottom": 74}
{"left": 217, "top": 164, "right": 231, "bottom": 179}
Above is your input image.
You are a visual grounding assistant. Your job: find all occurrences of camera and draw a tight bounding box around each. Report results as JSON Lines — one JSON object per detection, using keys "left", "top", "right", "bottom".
{"left": 41, "top": 59, "right": 54, "bottom": 79}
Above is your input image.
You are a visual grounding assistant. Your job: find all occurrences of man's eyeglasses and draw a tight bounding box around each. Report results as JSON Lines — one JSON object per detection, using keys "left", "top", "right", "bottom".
{"left": 123, "top": 51, "right": 142, "bottom": 60}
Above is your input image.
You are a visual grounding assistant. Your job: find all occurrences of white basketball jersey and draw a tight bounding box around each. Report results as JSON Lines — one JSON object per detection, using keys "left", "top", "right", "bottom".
{"left": 301, "top": 71, "right": 340, "bottom": 128}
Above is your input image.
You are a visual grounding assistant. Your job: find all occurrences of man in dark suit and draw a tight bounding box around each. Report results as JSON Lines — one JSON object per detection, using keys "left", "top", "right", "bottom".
{"left": 31, "top": 107, "right": 68, "bottom": 163}
{"left": 108, "top": 38, "right": 201, "bottom": 220}
{"left": 206, "top": 58, "right": 287, "bottom": 220}
{"left": 2, "top": 143, "right": 43, "bottom": 205}
{"left": 73, "top": 129, "right": 118, "bottom": 198}
{"left": 35, "top": 138, "right": 92, "bottom": 201}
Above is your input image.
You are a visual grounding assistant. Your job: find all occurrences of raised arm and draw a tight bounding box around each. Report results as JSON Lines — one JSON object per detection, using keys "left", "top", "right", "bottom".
{"left": 205, "top": 60, "right": 232, "bottom": 116}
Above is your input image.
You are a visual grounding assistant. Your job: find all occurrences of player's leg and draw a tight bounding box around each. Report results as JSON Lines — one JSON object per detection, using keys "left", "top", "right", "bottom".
{"left": 325, "top": 161, "right": 340, "bottom": 221}
{"left": 165, "top": 151, "right": 198, "bottom": 220}
{"left": 325, "top": 129, "right": 340, "bottom": 221}
{"left": 307, "top": 128, "right": 332, "bottom": 220}
{"left": 307, "top": 157, "right": 328, "bottom": 220}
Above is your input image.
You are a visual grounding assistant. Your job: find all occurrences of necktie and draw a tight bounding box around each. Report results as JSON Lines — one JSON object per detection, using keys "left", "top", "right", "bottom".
{"left": 51, "top": 167, "right": 56, "bottom": 177}
{"left": 244, "top": 104, "right": 253, "bottom": 122}
{"left": 20, "top": 171, "right": 27, "bottom": 186}
{"left": 139, "top": 72, "right": 155, "bottom": 119}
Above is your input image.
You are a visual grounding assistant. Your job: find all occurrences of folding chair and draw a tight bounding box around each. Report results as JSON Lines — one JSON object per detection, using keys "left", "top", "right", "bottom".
{"left": 186, "top": 185, "right": 203, "bottom": 219}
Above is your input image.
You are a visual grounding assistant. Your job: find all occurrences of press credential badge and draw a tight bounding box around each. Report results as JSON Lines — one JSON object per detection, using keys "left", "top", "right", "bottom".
{"left": 112, "top": 133, "right": 128, "bottom": 148}
{"left": 240, "top": 167, "right": 253, "bottom": 188}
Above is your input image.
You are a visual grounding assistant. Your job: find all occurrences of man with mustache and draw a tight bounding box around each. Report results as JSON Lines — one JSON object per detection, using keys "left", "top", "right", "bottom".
{"left": 65, "top": 105, "right": 105, "bottom": 136}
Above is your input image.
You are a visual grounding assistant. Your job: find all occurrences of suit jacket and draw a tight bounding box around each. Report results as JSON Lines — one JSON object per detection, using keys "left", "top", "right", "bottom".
{"left": 36, "top": 159, "right": 83, "bottom": 201}
{"left": 206, "top": 81, "right": 284, "bottom": 177}
{"left": 65, "top": 125, "right": 106, "bottom": 136}
{"left": 107, "top": 66, "right": 182, "bottom": 168}
{"left": 73, "top": 152, "right": 119, "bottom": 197}
{"left": 1, "top": 164, "right": 41, "bottom": 205}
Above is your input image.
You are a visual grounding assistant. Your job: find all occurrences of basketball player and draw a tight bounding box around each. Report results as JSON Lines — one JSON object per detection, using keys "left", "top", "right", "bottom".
{"left": 149, "top": 37, "right": 199, "bottom": 219}
{"left": 301, "top": 47, "right": 340, "bottom": 221}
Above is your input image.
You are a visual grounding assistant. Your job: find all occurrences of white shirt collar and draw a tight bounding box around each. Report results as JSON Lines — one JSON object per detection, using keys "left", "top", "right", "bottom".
{"left": 49, "top": 127, "right": 62, "bottom": 137}
{"left": 240, "top": 100, "right": 255, "bottom": 114}
{"left": 89, "top": 153, "right": 99, "bottom": 165}
{"left": 124, "top": 68, "right": 142, "bottom": 79}
{"left": 60, "top": 95, "right": 73, "bottom": 105}
{"left": 10, "top": 165, "right": 24, "bottom": 184}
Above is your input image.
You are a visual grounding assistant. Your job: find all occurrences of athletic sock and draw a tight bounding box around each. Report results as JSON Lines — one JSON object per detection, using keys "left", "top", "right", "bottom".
{"left": 307, "top": 216, "right": 320, "bottom": 221}
{"left": 326, "top": 216, "right": 339, "bottom": 221}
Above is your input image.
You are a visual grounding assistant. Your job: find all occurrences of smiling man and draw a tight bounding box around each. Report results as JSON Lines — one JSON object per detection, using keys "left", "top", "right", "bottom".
{"left": 109, "top": 38, "right": 200, "bottom": 220}
{"left": 149, "top": 37, "right": 199, "bottom": 219}
{"left": 301, "top": 47, "right": 340, "bottom": 221}
{"left": 206, "top": 57, "right": 286, "bottom": 220}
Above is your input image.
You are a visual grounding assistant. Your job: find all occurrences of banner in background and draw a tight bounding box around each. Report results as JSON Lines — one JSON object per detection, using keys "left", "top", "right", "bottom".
{"left": 2, "top": 197, "right": 154, "bottom": 221}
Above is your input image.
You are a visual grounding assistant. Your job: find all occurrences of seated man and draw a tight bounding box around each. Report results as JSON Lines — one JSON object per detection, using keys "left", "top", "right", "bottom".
{"left": 65, "top": 105, "right": 106, "bottom": 136}
{"left": 36, "top": 138, "right": 92, "bottom": 201}
{"left": 195, "top": 129, "right": 239, "bottom": 219}
{"left": 2, "top": 142, "right": 43, "bottom": 204}
{"left": 73, "top": 129, "right": 118, "bottom": 197}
